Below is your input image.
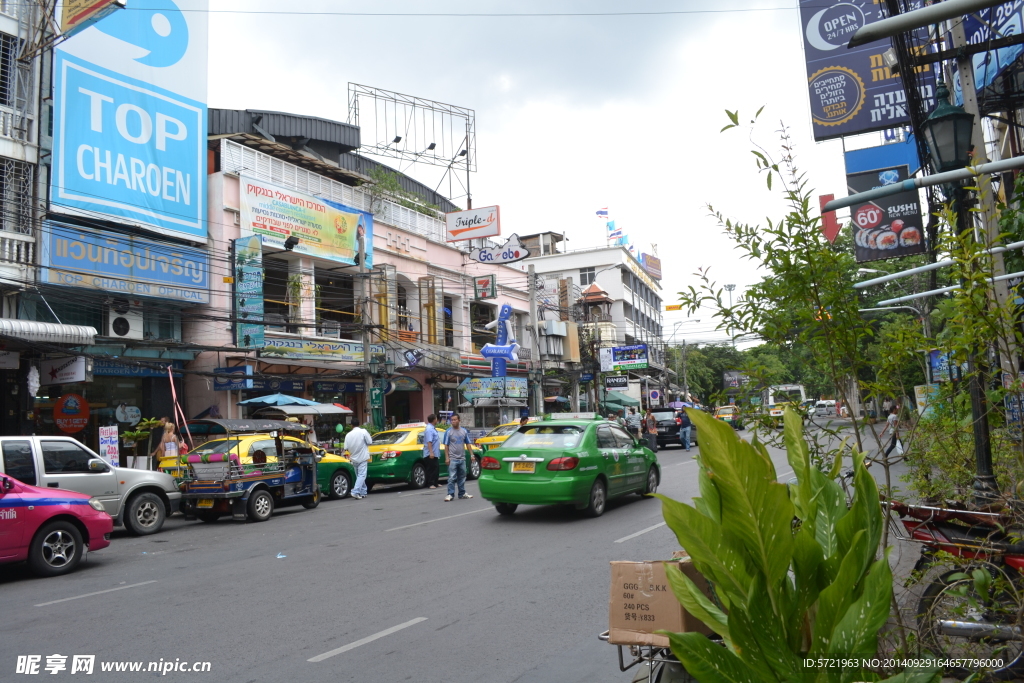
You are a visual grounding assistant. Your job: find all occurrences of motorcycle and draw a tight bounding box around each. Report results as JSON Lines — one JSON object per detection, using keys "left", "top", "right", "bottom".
{"left": 888, "top": 499, "right": 1024, "bottom": 680}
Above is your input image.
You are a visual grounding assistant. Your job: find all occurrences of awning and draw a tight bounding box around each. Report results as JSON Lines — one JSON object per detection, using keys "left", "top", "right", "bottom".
{"left": 603, "top": 390, "right": 640, "bottom": 407}
{"left": 254, "top": 404, "right": 353, "bottom": 417}
{"left": 459, "top": 398, "right": 528, "bottom": 407}
{"left": 0, "top": 319, "right": 97, "bottom": 345}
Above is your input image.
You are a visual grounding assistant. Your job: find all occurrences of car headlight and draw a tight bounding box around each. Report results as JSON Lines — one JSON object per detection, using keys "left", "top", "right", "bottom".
{"left": 88, "top": 498, "right": 105, "bottom": 512}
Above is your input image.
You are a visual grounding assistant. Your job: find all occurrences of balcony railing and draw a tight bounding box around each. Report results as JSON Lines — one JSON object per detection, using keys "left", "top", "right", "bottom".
{"left": 0, "top": 231, "right": 32, "bottom": 264}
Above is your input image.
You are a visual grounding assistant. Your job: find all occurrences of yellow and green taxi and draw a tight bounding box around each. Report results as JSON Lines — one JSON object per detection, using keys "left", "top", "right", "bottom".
{"left": 366, "top": 423, "right": 481, "bottom": 490}
{"left": 160, "top": 433, "right": 357, "bottom": 500}
{"left": 477, "top": 414, "right": 659, "bottom": 518}
{"left": 714, "top": 405, "right": 743, "bottom": 430}
{"left": 474, "top": 418, "right": 540, "bottom": 453}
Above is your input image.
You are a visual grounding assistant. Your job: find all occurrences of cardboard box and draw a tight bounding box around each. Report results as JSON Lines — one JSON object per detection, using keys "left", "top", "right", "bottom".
{"left": 608, "top": 557, "right": 714, "bottom": 647}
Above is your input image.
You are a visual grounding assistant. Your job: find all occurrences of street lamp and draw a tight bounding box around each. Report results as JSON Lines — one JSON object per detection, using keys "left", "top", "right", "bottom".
{"left": 921, "top": 81, "right": 995, "bottom": 502}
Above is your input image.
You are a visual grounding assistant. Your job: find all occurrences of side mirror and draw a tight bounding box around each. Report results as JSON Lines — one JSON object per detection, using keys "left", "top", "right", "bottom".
{"left": 1, "top": 476, "right": 12, "bottom": 491}
{"left": 88, "top": 458, "right": 110, "bottom": 472}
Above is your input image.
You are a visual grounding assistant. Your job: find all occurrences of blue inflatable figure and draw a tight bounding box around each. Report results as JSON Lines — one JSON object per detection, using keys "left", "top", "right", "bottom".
{"left": 480, "top": 303, "right": 520, "bottom": 378}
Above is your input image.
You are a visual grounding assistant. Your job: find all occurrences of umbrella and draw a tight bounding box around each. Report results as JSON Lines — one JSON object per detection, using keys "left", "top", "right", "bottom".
{"left": 237, "top": 393, "right": 320, "bottom": 407}
{"left": 668, "top": 401, "right": 685, "bottom": 409}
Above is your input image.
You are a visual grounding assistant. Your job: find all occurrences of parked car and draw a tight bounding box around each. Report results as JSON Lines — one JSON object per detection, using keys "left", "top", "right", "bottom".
{"left": 0, "top": 436, "right": 180, "bottom": 535}
{"left": 0, "top": 471, "right": 113, "bottom": 576}
{"left": 475, "top": 418, "right": 540, "bottom": 453}
{"left": 713, "top": 406, "right": 743, "bottom": 430}
{"left": 814, "top": 400, "right": 836, "bottom": 417}
{"left": 366, "top": 423, "right": 480, "bottom": 490}
{"left": 651, "top": 410, "right": 699, "bottom": 448}
{"left": 477, "top": 415, "right": 659, "bottom": 517}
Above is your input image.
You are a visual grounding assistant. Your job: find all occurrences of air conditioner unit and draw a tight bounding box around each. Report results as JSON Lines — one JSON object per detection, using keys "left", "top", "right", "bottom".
{"left": 107, "top": 298, "right": 144, "bottom": 339}
{"left": 317, "top": 320, "right": 341, "bottom": 339}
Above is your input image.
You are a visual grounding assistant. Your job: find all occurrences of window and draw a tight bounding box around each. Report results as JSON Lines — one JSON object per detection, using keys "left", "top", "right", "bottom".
{"left": 504, "top": 425, "right": 585, "bottom": 450}
{"left": 0, "top": 32, "right": 16, "bottom": 108}
{"left": 144, "top": 307, "right": 181, "bottom": 342}
{"left": 397, "top": 284, "right": 411, "bottom": 331}
{"left": 262, "top": 258, "right": 290, "bottom": 329}
{"left": 2, "top": 439, "right": 35, "bottom": 485}
{"left": 579, "top": 267, "right": 596, "bottom": 286}
{"left": 443, "top": 296, "right": 455, "bottom": 347}
{"left": 596, "top": 425, "right": 618, "bottom": 449}
{"left": 610, "top": 426, "right": 636, "bottom": 448}
{"left": 41, "top": 440, "right": 96, "bottom": 474}
{"left": 371, "top": 430, "right": 412, "bottom": 445}
{"left": 248, "top": 439, "right": 276, "bottom": 460}
{"left": 0, "top": 158, "right": 32, "bottom": 234}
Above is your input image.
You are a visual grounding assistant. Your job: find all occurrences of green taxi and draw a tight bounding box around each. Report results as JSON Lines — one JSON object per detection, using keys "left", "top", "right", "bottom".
{"left": 477, "top": 414, "right": 659, "bottom": 517}
{"left": 366, "top": 423, "right": 481, "bottom": 490}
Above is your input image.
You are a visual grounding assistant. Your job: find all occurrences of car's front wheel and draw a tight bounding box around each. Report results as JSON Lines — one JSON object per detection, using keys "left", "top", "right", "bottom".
{"left": 328, "top": 470, "right": 351, "bottom": 500}
{"left": 125, "top": 492, "right": 165, "bottom": 535}
{"left": 28, "top": 521, "right": 83, "bottom": 577}
{"left": 247, "top": 490, "right": 274, "bottom": 522}
{"left": 495, "top": 503, "right": 518, "bottom": 516}
{"left": 467, "top": 457, "right": 481, "bottom": 480}
{"left": 584, "top": 479, "right": 607, "bottom": 518}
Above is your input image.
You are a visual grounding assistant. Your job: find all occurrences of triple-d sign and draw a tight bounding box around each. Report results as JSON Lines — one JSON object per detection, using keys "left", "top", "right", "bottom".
{"left": 445, "top": 205, "right": 500, "bottom": 242}
{"left": 470, "top": 233, "right": 530, "bottom": 265}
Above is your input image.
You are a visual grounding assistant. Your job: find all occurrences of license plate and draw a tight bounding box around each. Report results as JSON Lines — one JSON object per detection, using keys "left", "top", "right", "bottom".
{"left": 197, "top": 499, "right": 214, "bottom": 509}
{"left": 658, "top": 428, "right": 667, "bottom": 433}
{"left": 511, "top": 462, "right": 535, "bottom": 474}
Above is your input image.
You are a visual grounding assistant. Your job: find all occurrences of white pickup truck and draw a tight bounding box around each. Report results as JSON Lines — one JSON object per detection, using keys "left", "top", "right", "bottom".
{"left": 0, "top": 436, "right": 181, "bottom": 535}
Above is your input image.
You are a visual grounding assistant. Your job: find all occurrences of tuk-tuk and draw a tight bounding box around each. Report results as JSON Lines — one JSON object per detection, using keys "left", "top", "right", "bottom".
{"left": 179, "top": 419, "right": 321, "bottom": 523}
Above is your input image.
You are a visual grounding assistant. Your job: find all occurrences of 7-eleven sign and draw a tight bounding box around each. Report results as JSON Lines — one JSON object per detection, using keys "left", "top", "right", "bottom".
{"left": 474, "top": 275, "right": 497, "bottom": 299}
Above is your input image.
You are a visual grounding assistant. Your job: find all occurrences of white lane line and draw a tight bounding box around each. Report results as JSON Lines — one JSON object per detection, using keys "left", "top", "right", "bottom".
{"left": 614, "top": 522, "right": 667, "bottom": 544}
{"left": 664, "top": 460, "right": 696, "bottom": 468}
{"left": 385, "top": 507, "right": 489, "bottom": 532}
{"left": 777, "top": 470, "right": 794, "bottom": 481}
{"left": 35, "top": 580, "right": 157, "bottom": 607}
{"left": 308, "top": 617, "right": 428, "bottom": 662}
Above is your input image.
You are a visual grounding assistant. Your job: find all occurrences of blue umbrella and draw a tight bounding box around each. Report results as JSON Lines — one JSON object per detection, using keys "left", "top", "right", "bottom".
{"left": 237, "top": 393, "right": 320, "bottom": 407}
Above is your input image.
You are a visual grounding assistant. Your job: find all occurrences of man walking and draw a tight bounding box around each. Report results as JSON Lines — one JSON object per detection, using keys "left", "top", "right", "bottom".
{"left": 345, "top": 422, "right": 373, "bottom": 499}
{"left": 625, "top": 407, "right": 641, "bottom": 439}
{"left": 644, "top": 409, "right": 659, "bottom": 453}
{"left": 678, "top": 409, "right": 692, "bottom": 452}
{"left": 423, "top": 413, "right": 441, "bottom": 489}
{"left": 880, "top": 404, "right": 902, "bottom": 458}
{"left": 443, "top": 414, "right": 474, "bottom": 501}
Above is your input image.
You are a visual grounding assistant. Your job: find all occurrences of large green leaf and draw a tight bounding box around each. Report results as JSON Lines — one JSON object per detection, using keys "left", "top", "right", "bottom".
{"left": 784, "top": 410, "right": 815, "bottom": 525}
{"left": 828, "top": 555, "right": 894, "bottom": 683}
{"left": 666, "top": 631, "right": 769, "bottom": 683}
{"left": 877, "top": 660, "right": 941, "bottom": 683}
{"left": 811, "top": 467, "right": 847, "bottom": 569}
{"left": 698, "top": 456, "right": 723, "bottom": 523}
{"left": 690, "top": 411, "right": 794, "bottom": 611}
{"left": 729, "top": 573, "right": 805, "bottom": 682}
{"left": 666, "top": 561, "right": 731, "bottom": 643}
{"left": 810, "top": 529, "right": 867, "bottom": 654}
{"left": 835, "top": 454, "right": 882, "bottom": 581}
{"left": 791, "top": 526, "right": 825, "bottom": 649}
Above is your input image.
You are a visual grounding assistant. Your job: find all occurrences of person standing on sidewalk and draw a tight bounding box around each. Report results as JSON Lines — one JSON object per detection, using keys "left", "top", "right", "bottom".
{"left": 644, "top": 409, "right": 659, "bottom": 453}
{"left": 678, "top": 409, "right": 692, "bottom": 452}
{"left": 345, "top": 423, "right": 373, "bottom": 499}
{"left": 443, "top": 414, "right": 474, "bottom": 501}
{"left": 625, "top": 408, "right": 641, "bottom": 439}
{"left": 423, "top": 413, "right": 441, "bottom": 489}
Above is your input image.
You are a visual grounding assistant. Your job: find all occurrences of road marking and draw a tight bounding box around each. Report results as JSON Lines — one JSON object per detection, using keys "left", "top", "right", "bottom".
{"left": 777, "top": 470, "right": 794, "bottom": 481}
{"left": 385, "top": 507, "right": 489, "bottom": 532}
{"left": 35, "top": 580, "right": 157, "bottom": 607}
{"left": 614, "top": 522, "right": 667, "bottom": 544}
{"left": 664, "top": 460, "right": 696, "bottom": 468}
{"left": 308, "top": 617, "right": 428, "bottom": 662}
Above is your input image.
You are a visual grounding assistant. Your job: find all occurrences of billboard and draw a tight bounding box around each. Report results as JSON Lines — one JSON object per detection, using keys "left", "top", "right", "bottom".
{"left": 605, "top": 375, "right": 629, "bottom": 390}
{"left": 961, "top": 5, "right": 1024, "bottom": 94}
{"left": 52, "top": 0, "right": 208, "bottom": 239}
{"left": 61, "top": 0, "right": 125, "bottom": 38}
{"left": 799, "top": 0, "right": 934, "bottom": 141}
{"left": 723, "top": 371, "right": 750, "bottom": 391}
{"left": 239, "top": 176, "right": 373, "bottom": 267}
{"left": 445, "top": 206, "right": 500, "bottom": 242}
{"left": 640, "top": 253, "right": 662, "bottom": 280}
{"left": 612, "top": 344, "right": 648, "bottom": 370}
{"left": 41, "top": 221, "right": 210, "bottom": 303}
{"left": 847, "top": 165, "right": 925, "bottom": 263}
{"left": 233, "top": 235, "right": 264, "bottom": 349}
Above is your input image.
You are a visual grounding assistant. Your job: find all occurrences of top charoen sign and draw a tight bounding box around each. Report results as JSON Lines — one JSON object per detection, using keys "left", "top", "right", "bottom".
{"left": 446, "top": 206, "right": 500, "bottom": 242}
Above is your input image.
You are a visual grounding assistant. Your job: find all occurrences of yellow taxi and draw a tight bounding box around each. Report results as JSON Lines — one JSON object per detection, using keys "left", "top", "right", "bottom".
{"left": 159, "top": 434, "right": 357, "bottom": 500}
{"left": 714, "top": 405, "right": 743, "bottom": 430}
{"left": 474, "top": 417, "right": 540, "bottom": 453}
{"left": 366, "top": 422, "right": 480, "bottom": 490}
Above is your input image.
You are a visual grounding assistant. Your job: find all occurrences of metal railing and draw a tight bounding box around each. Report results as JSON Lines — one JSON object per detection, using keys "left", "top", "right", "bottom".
{"left": 0, "top": 230, "right": 32, "bottom": 264}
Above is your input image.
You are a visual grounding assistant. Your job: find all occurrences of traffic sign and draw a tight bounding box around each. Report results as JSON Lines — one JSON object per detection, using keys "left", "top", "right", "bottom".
{"left": 649, "top": 389, "right": 661, "bottom": 401}
{"left": 370, "top": 387, "right": 384, "bottom": 408}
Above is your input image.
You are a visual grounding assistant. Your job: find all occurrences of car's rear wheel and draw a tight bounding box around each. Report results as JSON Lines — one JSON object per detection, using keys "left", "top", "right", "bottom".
{"left": 329, "top": 470, "right": 351, "bottom": 500}
{"left": 196, "top": 511, "right": 220, "bottom": 523}
{"left": 467, "top": 457, "right": 481, "bottom": 480}
{"left": 125, "top": 492, "right": 165, "bottom": 536}
{"left": 247, "top": 490, "right": 274, "bottom": 522}
{"left": 28, "top": 521, "right": 83, "bottom": 577}
{"left": 495, "top": 503, "right": 518, "bottom": 516}
{"left": 643, "top": 466, "right": 659, "bottom": 495}
{"left": 584, "top": 479, "right": 607, "bottom": 518}
{"left": 409, "top": 463, "right": 427, "bottom": 489}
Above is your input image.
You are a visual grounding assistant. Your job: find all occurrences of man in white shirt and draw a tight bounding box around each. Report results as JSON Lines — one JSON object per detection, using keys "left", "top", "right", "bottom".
{"left": 344, "top": 424, "right": 373, "bottom": 499}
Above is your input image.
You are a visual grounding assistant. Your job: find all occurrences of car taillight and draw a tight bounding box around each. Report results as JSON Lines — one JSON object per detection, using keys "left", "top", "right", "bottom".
{"left": 547, "top": 456, "right": 579, "bottom": 471}
{"left": 675, "top": 418, "right": 681, "bottom": 425}
{"left": 481, "top": 456, "right": 500, "bottom": 470}
{"left": 381, "top": 451, "right": 400, "bottom": 459}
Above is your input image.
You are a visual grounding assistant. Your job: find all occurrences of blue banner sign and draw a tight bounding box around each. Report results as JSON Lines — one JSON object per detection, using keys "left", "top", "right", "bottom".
{"left": 42, "top": 221, "right": 209, "bottom": 303}
{"left": 94, "top": 359, "right": 183, "bottom": 377}
{"left": 312, "top": 381, "right": 365, "bottom": 394}
{"left": 961, "top": 3, "right": 1024, "bottom": 94}
{"left": 234, "top": 235, "right": 264, "bottom": 349}
{"left": 213, "top": 366, "right": 253, "bottom": 391}
{"left": 250, "top": 378, "right": 305, "bottom": 392}
{"left": 799, "top": 0, "right": 935, "bottom": 141}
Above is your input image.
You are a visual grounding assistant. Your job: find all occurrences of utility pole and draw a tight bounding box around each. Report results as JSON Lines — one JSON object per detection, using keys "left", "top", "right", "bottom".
{"left": 358, "top": 233, "right": 373, "bottom": 428}
{"left": 682, "top": 339, "right": 689, "bottom": 402}
{"left": 528, "top": 264, "right": 542, "bottom": 416}
{"left": 724, "top": 284, "right": 737, "bottom": 348}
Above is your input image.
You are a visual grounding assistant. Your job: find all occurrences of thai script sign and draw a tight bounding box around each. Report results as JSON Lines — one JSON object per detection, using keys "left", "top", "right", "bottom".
{"left": 233, "top": 235, "right": 264, "bottom": 348}
{"left": 94, "top": 359, "right": 182, "bottom": 377}
{"left": 263, "top": 335, "right": 385, "bottom": 362}
{"left": 640, "top": 253, "right": 662, "bottom": 280}
{"left": 445, "top": 205, "right": 501, "bottom": 242}
{"left": 612, "top": 344, "right": 648, "bottom": 370}
{"left": 239, "top": 176, "right": 373, "bottom": 267}
{"left": 52, "top": 0, "right": 208, "bottom": 238}
{"left": 42, "top": 221, "right": 210, "bottom": 303}
{"left": 799, "top": 0, "right": 934, "bottom": 141}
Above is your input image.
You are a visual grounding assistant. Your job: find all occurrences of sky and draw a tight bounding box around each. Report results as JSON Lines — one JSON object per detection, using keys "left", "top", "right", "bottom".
{"left": 208, "top": 0, "right": 855, "bottom": 346}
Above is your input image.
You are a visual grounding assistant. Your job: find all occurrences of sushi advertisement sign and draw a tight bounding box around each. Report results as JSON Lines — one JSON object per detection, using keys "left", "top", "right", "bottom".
{"left": 847, "top": 164, "right": 925, "bottom": 263}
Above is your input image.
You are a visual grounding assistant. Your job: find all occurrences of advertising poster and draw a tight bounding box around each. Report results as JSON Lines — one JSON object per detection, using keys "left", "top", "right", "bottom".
{"left": 213, "top": 365, "right": 253, "bottom": 391}
{"left": 640, "top": 254, "right": 663, "bottom": 280}
{"left": 40, "top": 356, "right": 91, "bottom": 386}
{"left": 960, "top": 4, "right": 1024, "bottom": 95}
{"left": 458, "top": 377, "right": 505, "bottom": 400}
{"left": 799, "top": 0, "right": 934, "bottom": 141}
{"left": 98, "top": 425, "right": 120, "bottom": 466}
{"left": 239, "top": 176, "right": 373, "bottom": 267}
{"left": 847, "top": 165, "right": 925, "bottom": 263}
{"left": 41, "top": 221, "right": 210, "bottom": 303}
{"left": 612, "top": 344, "right": 648, "bottom": 370}
{"left": 605, "top": 375, "right": 628, "bottom": 390}
{"left": 599, "top": 347, "right": 614, "bottom": 373}
{"left": 52, "top": 0, "right": 208, "bottom": 238}
{"left": 233, "top": 235, "right": 264, "bottom": 349}
{"left": 54, "top": 394, "right": 90, "bottom": 433}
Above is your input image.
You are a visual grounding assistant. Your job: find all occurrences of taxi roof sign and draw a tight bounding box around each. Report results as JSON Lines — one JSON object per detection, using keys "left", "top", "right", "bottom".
{"left": 545, "top": 412, "right": 599, "bottom": 421}
{"left": 395, "top": 422, "right": 427, "bottom": 429}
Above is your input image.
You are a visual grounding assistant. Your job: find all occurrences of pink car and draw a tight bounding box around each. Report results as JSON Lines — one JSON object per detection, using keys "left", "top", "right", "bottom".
{"left": 0, "top": 472, "right": 113, "bottom": 577}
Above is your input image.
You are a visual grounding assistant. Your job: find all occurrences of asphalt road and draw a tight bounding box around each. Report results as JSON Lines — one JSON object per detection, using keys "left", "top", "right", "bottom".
{"left": 0, "top": 433, "right": 800, "bottom": 683}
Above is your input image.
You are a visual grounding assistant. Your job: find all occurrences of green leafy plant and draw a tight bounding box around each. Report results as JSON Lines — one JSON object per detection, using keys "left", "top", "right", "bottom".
{"left": 364, "top": 166, "right": 441, "bottom": 218}
{"left": 657, "top": 409, "right": 939, "bottom": 682}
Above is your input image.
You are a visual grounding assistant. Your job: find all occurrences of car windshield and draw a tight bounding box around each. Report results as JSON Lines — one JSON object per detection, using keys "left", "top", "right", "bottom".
{"left": 372, "top": 430, "right": 411, "bottom": 445}
{"left": 652, "top": 412, "right": 675, "bottom": 421}
{"left": 190, "top": 438, "right": 243, "bottom": 455}
{"left": 487, "top": 424, "right": 521, "bottom": 438}
{"left": 502, "top": 425, "right": 586, "bottom": 450}
{"left": 718, "top": 408, "right": 735, "bottom": 415}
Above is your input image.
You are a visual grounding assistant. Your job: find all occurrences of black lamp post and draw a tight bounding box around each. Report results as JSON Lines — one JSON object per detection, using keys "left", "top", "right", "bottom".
{"left": 921, "top": 79, "right": 998, "bottom": 503}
